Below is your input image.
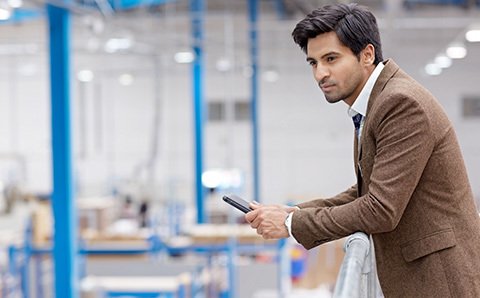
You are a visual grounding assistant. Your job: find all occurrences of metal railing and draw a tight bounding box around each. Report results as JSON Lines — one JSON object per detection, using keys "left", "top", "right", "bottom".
{"left": 333, "top": 232, "right": 382, "bottom": 298}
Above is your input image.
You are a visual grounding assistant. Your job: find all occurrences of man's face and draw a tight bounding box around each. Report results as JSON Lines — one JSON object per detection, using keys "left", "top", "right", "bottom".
{"left": 306, "top": 32, "right": 372, "bottom": 106}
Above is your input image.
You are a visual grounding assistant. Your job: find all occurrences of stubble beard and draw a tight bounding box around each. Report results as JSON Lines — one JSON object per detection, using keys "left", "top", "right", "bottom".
{"left": 324, "top": 93, "right": 344, "bottom": 104}
{"left": 322, "top": 75, "right": 361, "bottom": 105}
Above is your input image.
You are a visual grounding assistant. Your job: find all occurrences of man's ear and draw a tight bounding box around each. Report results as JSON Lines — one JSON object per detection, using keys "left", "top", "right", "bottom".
{"left": 362, "top": 44, "right": 375, "bottom": 65}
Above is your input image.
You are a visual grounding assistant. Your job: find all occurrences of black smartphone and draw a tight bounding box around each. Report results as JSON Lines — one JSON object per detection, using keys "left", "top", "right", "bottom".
{"left": 222, "top": 194, "right": 253, "bottom": 213}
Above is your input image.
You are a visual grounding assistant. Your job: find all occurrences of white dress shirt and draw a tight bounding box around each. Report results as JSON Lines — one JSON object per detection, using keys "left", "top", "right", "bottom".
{"left": 347, "top": 62, "right": 385, "bottom": 140}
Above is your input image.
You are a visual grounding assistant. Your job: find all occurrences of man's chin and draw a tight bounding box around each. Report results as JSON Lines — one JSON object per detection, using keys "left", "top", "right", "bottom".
{"left": 324, "top": 96, "right": 343, "bottom": 104}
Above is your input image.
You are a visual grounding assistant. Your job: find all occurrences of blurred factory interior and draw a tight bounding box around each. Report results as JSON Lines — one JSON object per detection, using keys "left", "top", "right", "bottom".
{"left": 0, "top": 0, "right": 479, "bottom": 297}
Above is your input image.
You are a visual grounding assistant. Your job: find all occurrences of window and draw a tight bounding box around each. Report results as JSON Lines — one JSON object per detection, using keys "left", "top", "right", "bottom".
{"left": 207, "top": 100, "right": 251, "bottom": 122}
{"left": 207, "top": 102, "right": 225, "bottom": 121}
{"left": 234, "top": 101, "right": 251, "bottom": 121}
{"left": 462, "top": 96, "right": 480, "bottom": 118}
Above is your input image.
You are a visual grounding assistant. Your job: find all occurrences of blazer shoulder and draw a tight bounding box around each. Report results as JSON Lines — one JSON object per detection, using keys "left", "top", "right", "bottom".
{"left": 368, "top": 70, "right": 452, "bottom": 143}
{"left": 370, "top": 60, "right": 431, "bottom": 108}
{"left": 370, "top": 63, "right": 438, "bottom": 114}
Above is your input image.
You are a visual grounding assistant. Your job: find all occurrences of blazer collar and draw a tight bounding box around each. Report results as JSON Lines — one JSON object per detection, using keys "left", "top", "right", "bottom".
{"left": 366, "top": 59, "right": 400, "bottom": 114}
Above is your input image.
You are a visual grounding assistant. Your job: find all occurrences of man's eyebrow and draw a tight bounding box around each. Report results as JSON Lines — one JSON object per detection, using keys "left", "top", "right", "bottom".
{"left": 307, "top": 51, "right": 340, "bottom": 62}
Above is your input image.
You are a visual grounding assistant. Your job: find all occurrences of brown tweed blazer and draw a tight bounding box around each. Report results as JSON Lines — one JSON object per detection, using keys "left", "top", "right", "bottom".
{"left": 292, "top": 59, "right": 480, "bottom": 297}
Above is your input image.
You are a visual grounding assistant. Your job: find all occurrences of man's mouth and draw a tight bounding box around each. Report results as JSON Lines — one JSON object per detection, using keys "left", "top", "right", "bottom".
{"left": 320, "top": 83, "right": 334, "bottom": 92}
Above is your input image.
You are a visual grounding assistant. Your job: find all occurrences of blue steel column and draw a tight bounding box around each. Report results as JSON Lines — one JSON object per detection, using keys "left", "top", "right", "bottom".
{"left": 47, "top": 3, "right": 78, "bottom": 298}
{"left": 248, "top": 0, "right": 260, "bottom": 202}
{"left": 190, "top": 0, "right": 206, "bottom": 223}
{"left": 273, "top": 0, "right": 286, "bottom": 19}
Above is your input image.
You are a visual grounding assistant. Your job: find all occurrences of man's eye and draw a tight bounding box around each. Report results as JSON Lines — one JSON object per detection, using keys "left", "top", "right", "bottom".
{"left": 326, "top": 56, "right": 336, "bottom": 62}
{"left": 308, "top": 61, "right": 317, "bottom": 66}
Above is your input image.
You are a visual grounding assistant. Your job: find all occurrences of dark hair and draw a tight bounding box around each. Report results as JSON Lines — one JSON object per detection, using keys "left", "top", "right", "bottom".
{"left": 292, "top": 3, "right": 383, "bottom": 65}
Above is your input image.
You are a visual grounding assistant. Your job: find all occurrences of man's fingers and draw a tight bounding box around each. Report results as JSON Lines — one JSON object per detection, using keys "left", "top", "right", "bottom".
{"left": 245, "top": 208, "right": 259, "bottom": 223}
{"left": 249, "top": 201, "right": 261, "bottom": 210}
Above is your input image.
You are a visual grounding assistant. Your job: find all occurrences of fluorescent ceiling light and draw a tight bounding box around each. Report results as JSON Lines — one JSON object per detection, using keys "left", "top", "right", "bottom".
{"left": 263, "top": 70, "right": 280, "bottom": 82}
{"left": 201, "top": 168, "right": 243, "bottom": 189}
{"left": 434, "top": 54, "right": 452, "bottom": 68}
{"left": 174, "top": 51, "right": 194, "bottom": 64}
{"left": 118, "top": 73, "right": 134, "bottom": 86}
{"left": 104, "top": 38, "right": 133, "bottom": 53}
{"left": 0, "top": 8, "right": 11, "bottom": 20}
{"left": 425, "top": 63, "right": 442, "bottom": 76}
{"left": 215, "top": 58, "right": 232, "bottom": 72}
{"left": 465, "top": 29, "right": 480, "bottom": 42}
{"left": 7, "top": 0, "right": 22, "bottom": 8}
{"left": 201, "top": 170, "right": 222, "bottom": 189}
{"left": 77, "top": 70, "right": 94, "bottom": 82}
{"left": 446, "top": 44, "right": 467, "bottom": 59}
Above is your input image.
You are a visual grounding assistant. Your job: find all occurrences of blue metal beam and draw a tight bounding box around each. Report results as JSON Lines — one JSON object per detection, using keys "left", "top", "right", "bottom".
{"left": 272, "top": 0, "right": 286, "bottom": 19}
{"left": 0, "top": 0, "right": 177, "bottom": 26}
{"left": 47, "top": 3, "right": 78, "bottom": 298}
{"left": 0, "top": 8, "right": 43, "bottom": 24}
{"left": 109, "top": 0, "right": 175, "bottom": 10}
{"left": 248, "top": 0, "right": 260, "bottom": 202}
{"left": 190, "top": 0, "right": 206, "bottom": 223}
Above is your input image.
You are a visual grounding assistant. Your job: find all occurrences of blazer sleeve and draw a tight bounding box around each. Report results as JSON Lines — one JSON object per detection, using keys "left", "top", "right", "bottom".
{"left": 292, "top": 94, "right": 436, "bottom": 250}
{"left": 297, "top": 184, "right": 357, "bottom": 209}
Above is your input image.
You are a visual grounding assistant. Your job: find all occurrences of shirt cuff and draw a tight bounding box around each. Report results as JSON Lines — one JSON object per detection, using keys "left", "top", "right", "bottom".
{"left": 285, "top": 211, "right": 300, "bottom": 243}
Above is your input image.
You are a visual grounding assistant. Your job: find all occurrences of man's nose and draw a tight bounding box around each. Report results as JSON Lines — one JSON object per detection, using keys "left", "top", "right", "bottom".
{"left": 314, "top": 66, "right": 329, "bottom": 82}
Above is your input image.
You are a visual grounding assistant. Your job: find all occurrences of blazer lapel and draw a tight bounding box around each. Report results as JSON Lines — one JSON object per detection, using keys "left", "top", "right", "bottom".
{"left": 354, "top": 59, "right": 400, "bottom": 197}
{"left": 367, "top": 59, "right": 400, "bottom": 114}
{"left": 354, "top": 134, "right": 359, "bottom": 168}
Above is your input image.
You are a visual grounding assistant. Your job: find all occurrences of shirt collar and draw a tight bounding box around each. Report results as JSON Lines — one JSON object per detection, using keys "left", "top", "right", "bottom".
{"left": 347, "top": 62, "right": 385, "bottom": 118}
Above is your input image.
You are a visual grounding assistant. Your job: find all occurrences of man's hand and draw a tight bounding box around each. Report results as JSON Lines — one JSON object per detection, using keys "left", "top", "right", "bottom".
{"left": 244, "top": 202, "right": 294, "bottom": 240}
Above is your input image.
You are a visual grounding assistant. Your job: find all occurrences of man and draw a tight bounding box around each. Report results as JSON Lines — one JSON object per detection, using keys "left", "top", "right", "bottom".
{"left": 245, "top": 3, "right": 480, "bottom": 297}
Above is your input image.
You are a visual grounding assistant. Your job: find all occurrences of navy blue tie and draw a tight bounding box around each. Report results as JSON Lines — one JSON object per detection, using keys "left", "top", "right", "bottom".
{"left": 352, "top": 113, "right": 363, "bottom": 136}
